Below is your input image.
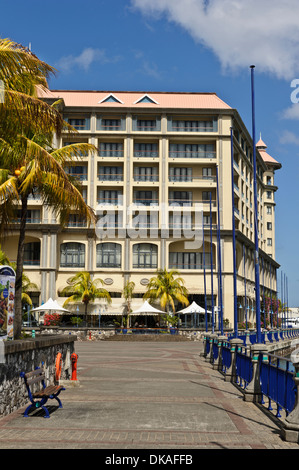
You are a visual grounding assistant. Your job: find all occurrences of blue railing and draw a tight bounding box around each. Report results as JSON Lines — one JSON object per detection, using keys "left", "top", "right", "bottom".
{"left": 221, "top": 341, "right": 231, "bottom": 373}
{"left": 260, "top": 354, "right": 296, "bottom": 417}
{"left": 235, "top": 347, "right": 253, "bottom": 389}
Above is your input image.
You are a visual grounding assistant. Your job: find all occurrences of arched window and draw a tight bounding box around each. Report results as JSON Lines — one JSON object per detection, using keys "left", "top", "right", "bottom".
{"left": 96, "top": 243, "right": 121, "bottom": 268}
{"left": 60, "top": 242, "right": 85, "bottom": 268}
{"left": 133, "top": 243, "right": 158, "bottom": 269}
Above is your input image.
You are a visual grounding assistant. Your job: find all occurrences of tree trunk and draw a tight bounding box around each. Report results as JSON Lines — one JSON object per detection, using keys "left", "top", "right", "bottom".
{"left": 84, "top": 301, "right": 88, "bottom": 326}
{"left": 14, "top": 194, "right": 28, "bottom": 339}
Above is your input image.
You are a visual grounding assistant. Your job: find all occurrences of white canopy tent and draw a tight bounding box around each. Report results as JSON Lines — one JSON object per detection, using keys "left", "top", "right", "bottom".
{"left": 31, "top": 298, "right": 71, "bottom": 314}
{"left": 130, "top": 300, "right": 165, "bottom": 316}
{"left": 177, "top": 301, "right": 211, "bottom": 314}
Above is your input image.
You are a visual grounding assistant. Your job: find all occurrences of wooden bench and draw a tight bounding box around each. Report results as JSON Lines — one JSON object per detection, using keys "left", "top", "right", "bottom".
{"left": 20, "top": 367, "right": 65, "bottom": 418}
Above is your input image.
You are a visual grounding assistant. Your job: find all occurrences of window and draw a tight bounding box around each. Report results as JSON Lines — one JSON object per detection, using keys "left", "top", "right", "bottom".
{"left": 267, "top": 191, "right": 272, "bottom": 199}
{"left": 133, "top": 243, "right": 158, "bottom": 268}
{"left": 267, "top": 205, "right": 272, "bottom": 214}
{"left": 96, "top": 243, "right": 121, "bottom": 268}
{"left": 66, "top": 165, "right": 87, "bottom": 181}
{"left": 171, "top": 119, "right": 216, "bottom": 132}
{"left": 16, "top": 209, "right": 40, "bottom": 223}
{"left": 134, "top": 166, "right": 158, "bottom": 182}
{"left": 24, "top": 242, "right": 40, "bottom": 266}
{"left": 169, "top": 214, "right": 192, "bottom": 229}
{"left": 169, "top": 191, "right": 192, "bottom": 206}
{"left": 100, "top": 119, "right": 122, "bottom": 131}
{"left": 60, "top": 243, "right": 85, "bottom": 268}
{"left": 68, "top": 118, "right": 89, "bottom": 130}
{"left": 99, "top": 142, "right": 123, "bottom": 157}
{"left": 68, "top": 214, "right": 86, "bottom": 227}
{"left": 134, "top": 143, "right": 158, "bottom": 158}
{"left": 169, "top": 143, "right": 215, "bottom": 159}
{"left": 134, "top": 190, "right": 158, "bottom": 206}
{"left": 98, "top": 166, "right": 123, "bottom": 181}
{"left": 97, "top": 190, "right": 123, "bottom": 205}
{"left": 267, "top": 222, "right": 272, "bottom": 230}
{"left": 202, "top": 167, "right": 213, "bottom": 179}
{"left": 134, "top": 94, "right": 159, "bottom": 105}
{"left": 267, "top": 238, "right": 272, "bottom": 247}
{"left": 169, "top": 167, "right": 192, "bottom": 182}
{"left": 169, "top": 252, "right": 211, "bottom": 269}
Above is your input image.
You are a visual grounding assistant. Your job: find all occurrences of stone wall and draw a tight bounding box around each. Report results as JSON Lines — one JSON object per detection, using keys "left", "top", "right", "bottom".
{"left": 0, "top": 335, "right": 76, "bottom": 418}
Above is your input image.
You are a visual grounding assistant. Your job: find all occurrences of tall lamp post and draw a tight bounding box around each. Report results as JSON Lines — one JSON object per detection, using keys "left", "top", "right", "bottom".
{"left": 250, "top": 65, "right": 262, "bottom": 344}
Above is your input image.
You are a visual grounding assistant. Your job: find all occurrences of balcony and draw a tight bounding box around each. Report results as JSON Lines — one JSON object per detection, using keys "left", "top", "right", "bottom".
{"left": 66, "top": 118, "right": 90, "bottom": 131}
{"left": 96, "top": 118, "right": 125, "bottom": 131}
{"left": 98, "top": 171, "right": 123, "bottom": 182}
{"left": 168, "top": 118, "right": 218, "bottom": 133}
{"left": 169, "top": 175, "right": 216, "bottom": 183}
{"left": 132, "top": 117, "right": 161, "bottom": 132}
{"left": 133, "top": 144, "right": 159, "bottom": 159}
{"left": 133, "top": 198, "right": 159, "bottom": 207}
{"left": 169, "top": 144, "right": 216, "bottom": 159}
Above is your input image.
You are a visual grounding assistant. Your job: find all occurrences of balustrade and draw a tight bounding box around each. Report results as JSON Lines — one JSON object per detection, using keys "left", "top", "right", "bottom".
{"left": 202, "top": 327, "right": 299, "bottom": 443}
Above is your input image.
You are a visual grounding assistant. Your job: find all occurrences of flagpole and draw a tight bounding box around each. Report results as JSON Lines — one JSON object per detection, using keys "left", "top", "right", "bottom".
{"left": 230, "top": 127, "right": 238, "bottom": 337}
{"left": 216, "top": 165, "right": 223, "bottom": 334}
{"left": 250, "top": 65, "right": 262, "bottom": 344}
{"left": 203, "top": 222, "right": 208, "bottom": 332}
{"left": 210, "top": 192, "right": 215, "bottom": 333}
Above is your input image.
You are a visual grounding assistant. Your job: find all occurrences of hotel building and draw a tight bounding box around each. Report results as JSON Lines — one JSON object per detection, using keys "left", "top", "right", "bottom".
{"left": 3, "top": 90, "right": 281, "bottom": 327}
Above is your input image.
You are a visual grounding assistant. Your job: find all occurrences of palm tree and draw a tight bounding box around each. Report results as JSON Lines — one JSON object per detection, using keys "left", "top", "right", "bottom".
{"left": 143, "top": 269, "right": 189, "bottom": 325}
{"left": 0, "top": 38, "right": 64, "bottom": 140}
{"left": 122, "top": 280, "right": 135, "bottom": 328}
{"left": 0, "top": 134, "right": 97, "bottom": 338}
{"left": 0, "top": 39, "right": 98, "bottom": 338}
{"left": 61, "top": 272, "right": 112, "bottom": 325}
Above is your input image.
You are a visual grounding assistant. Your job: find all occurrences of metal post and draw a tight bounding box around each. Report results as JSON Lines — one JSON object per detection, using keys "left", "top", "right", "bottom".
{"left": 230, "top": 127, "right": 238, "bottom": 338}
{"left": 243, "top": 244, "right": 247, "bottom": 329}
{"left": 203, "top": 222, "right": 208, "bottom": 331}
{"left": 210, "top": 192, "right": 214, "bottom": 333}
{"left": 216, "top": 165, "right": 223, "bottom": 334}
{"left": 250, "top": 65, "right": 262, "bottom": 344}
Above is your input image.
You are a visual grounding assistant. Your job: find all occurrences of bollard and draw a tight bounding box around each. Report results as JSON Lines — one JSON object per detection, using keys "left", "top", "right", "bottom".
{"left": 243, "top": 343, "right": 268, "bottom": 403}
{"left": 71, "top": 353, "right": 78, "bottom": 381}
{"left": 224, "top": 338, "right": 243, "bottom": 382}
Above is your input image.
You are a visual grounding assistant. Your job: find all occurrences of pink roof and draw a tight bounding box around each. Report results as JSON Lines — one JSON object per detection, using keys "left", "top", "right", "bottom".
{"left": 38, "top": 89, "right": 231, "bottom": 110}
{"left": 256, "top": 140, "right": 281, "bottom": 167}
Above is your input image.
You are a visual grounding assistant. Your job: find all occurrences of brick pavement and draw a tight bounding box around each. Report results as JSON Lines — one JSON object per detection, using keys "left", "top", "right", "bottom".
{"left": 0, "top": 339, "right": 298, "bottom": 450}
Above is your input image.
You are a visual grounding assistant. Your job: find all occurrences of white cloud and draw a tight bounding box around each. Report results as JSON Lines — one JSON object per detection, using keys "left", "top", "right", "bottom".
{"left": 281, "top": 104, "right": 299, "bottom": 120}
{"left": 280, "top": 130, "right": 299, "bottom": 145}
{"left": 131, "top": 0, "right": 299, "bottom": 80}
{"left": 57, "top": 48, "right": 121, "bottom": 72}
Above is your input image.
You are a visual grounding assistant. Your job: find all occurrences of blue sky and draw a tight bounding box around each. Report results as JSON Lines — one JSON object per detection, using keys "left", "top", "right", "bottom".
{"left": 1, "top": 0, "right": 299, "bottom": 305}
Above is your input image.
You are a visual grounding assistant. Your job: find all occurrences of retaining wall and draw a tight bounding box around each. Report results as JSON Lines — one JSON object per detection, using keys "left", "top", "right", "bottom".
{"left": 0, "top": 335, "right": 76, "bottom": 418}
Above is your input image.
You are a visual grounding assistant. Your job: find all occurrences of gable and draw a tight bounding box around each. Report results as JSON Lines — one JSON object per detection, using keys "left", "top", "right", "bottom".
{"left": 134, "top": 94, "right": 159, "bottom": 105}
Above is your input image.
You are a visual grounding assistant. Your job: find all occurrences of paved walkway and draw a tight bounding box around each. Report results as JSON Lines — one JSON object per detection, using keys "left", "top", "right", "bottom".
{"left": 1, "top": 339, "right": 299, "bottom": 450}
